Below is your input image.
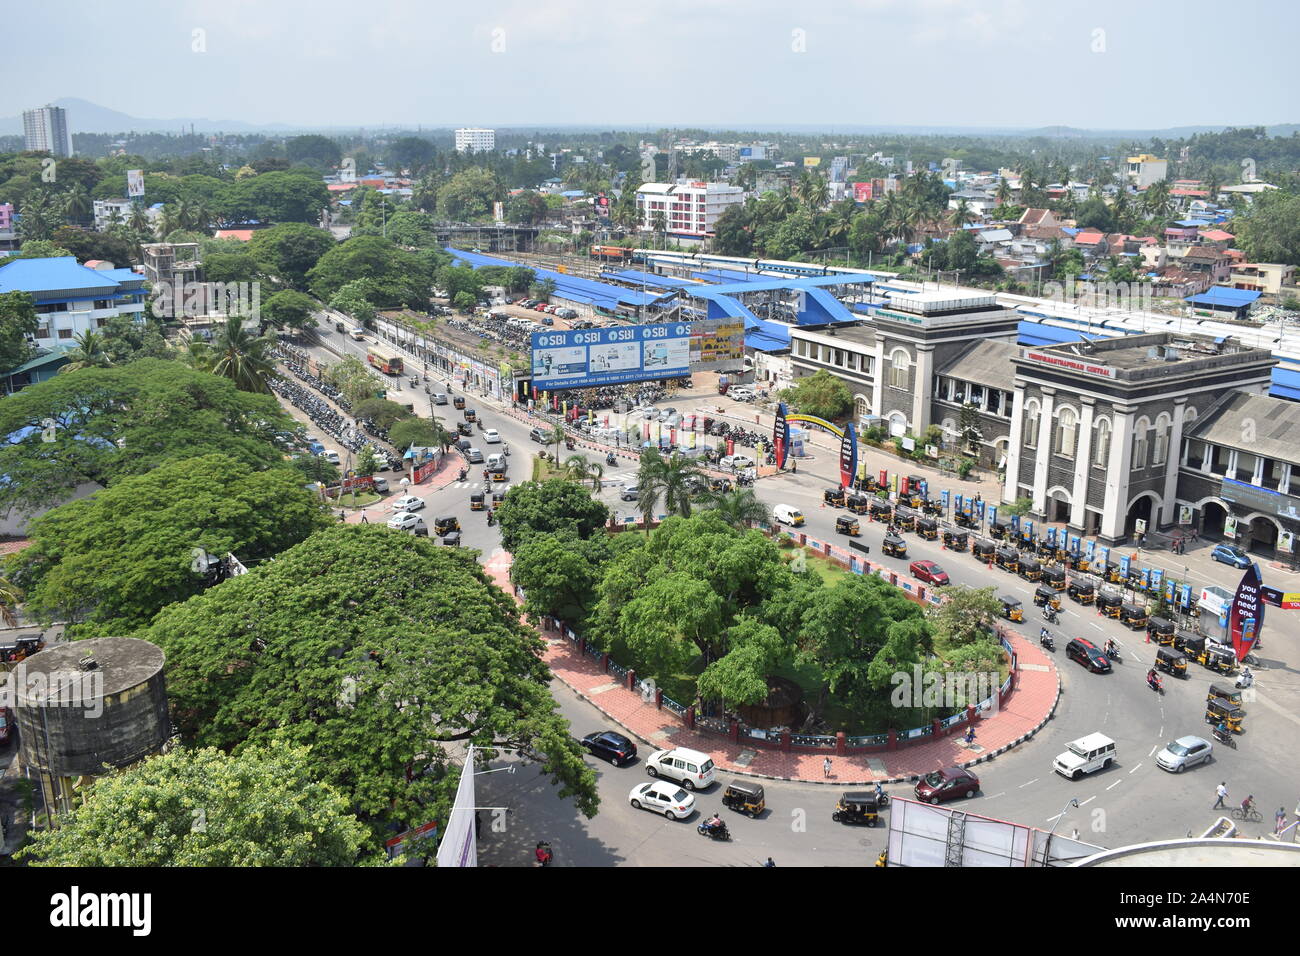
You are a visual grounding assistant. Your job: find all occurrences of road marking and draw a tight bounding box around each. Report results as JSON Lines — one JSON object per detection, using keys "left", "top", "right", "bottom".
{"left": 1090, "top": 622, "right": 1104, "bottom": 631}
{"left": 1078, "top": 796, "right": 1097, "bottom": 807}
{"left": 1148, "top": 744, "right": 1158, "bottom": 756}
{"left": 1106, "top": 779, "right": 1123, "bottom": 791}
{"left": 1128, "top": 763, "right": 1143, "bottom": 774}
{"left": 984, "top": 791, "right": 1006, "bottom": 800}
{"left": 1019, "top": 778, "right": 1039, "bottom": 788}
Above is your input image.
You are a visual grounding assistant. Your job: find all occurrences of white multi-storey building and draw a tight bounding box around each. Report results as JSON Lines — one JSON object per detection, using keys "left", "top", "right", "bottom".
{"left": 0, "top": 256, "right": 148, "bottom": 355}
{"left": 634, "top": 181, "right": 745, "bottom": 237}
{"left": 454, "top": 128, "right": 495, "bottom": 153}
{"left": 23, "top": 105, "right": 72, "bottom": 157}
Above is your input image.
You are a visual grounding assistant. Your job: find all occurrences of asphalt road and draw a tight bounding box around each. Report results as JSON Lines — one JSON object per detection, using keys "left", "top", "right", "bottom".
{"left": 285, "top": 325, "right": 1300, "bottom": 862}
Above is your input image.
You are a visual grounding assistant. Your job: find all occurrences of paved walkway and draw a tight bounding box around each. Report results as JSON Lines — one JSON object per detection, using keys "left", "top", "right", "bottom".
{"left": 484, "top": 549, "right": 1061, "bottom": 786}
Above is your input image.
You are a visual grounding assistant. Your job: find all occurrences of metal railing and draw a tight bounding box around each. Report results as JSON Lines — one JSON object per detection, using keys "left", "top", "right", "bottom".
{"left": 790, "top": 733, "right": 837, "bottom": 749}
{"left": 661, "top": 695, "right": 687, "bottom": 718}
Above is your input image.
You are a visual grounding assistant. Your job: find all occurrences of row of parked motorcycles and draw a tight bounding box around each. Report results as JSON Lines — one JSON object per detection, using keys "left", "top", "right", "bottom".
{"left": 700, "top": 418, "right": 765, "bottom": 449}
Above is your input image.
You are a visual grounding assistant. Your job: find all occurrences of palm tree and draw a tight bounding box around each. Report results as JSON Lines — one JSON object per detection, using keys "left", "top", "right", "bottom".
{"left": 18, "top": 192, "right": 57, "bottom": 241}
{"left": 0, "top": 575, "right": 23, "bottom": 627}
{"left": 181, "top": 339, "right": 215, "bottom": 372}
{"left": 948, "top": 200, "right": 972, "bottom": 229}
{"left": 207, "top": 316, "right": 276, "bottom": 393}
{"left": 62, "top": 183, "right": 91, "bottom": 226}
{"left": 638, "top": 449, "right": 703, "bottom": 521}
{"left": 650, "top": 211, "right": 667, "bottom": 248}
{"left": 59, "top": 330, "right": 113, "bottom": 373}
{"left": 794, "top": 171, "right": 828, "bottom": 213}
{"left": 827, "top": 199, "right": 857, "bottom": 242}
{"left": 995, "top": 178, "right": 1012, "bottom": 205}
{"left": 155, "top": 204, "right": 179, "bottom": 239}
{"left": 545, "top": 424, "right": 567, "bottom": 462}
{"left": 564, "top": 454, "right": 604, "bottom": 491}
{"left": 699, "top": 487, "right": 769, "bottom": 529}
{"left": 128, "top": 203, "right": 150, "bottom": 233}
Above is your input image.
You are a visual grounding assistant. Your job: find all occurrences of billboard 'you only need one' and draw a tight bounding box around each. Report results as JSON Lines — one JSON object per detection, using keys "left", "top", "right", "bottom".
{"left": 529, "top": 320, "right": 743, "bottom": 389}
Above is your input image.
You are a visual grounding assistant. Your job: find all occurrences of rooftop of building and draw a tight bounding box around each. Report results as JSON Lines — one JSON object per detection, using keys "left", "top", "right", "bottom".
{"left": 8, "top": 636, "right": 165, "bottom": 703}
{"left": 0, "top": 256, "right": 127, "bottom": 296}
{"left": 938, "top": 339, "right": 1019, "bottom": 389}
{"left": 1186, "top": 391, "right": 1300, "bottom": 464}
{"left": 792, "top": 321, "right": 877, "bottom": 348}
{"left": 1024, "top": 331, "right": 1274, "bottom": 381}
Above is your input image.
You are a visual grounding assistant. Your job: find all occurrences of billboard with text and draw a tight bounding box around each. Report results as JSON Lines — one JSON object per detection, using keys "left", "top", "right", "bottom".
{"left": 530, "top": 319, "right": 742, "bottom": 389}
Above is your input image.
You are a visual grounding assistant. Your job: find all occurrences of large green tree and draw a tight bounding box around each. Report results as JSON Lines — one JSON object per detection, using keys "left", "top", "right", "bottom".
{"left": 0, "top": 290, "right": 39, "bottom": 373}
{"left": 495, "top": 478, "right": 610, "bottom": 553}
{"left": 1232, "top": 189, "right": 1300, "bottom": 266}
{"left": 308, "top": 236, "right": 431, "bottom": 308}
{"left": 11, "top": 453, "right": 331, "bottom": 634}
{"left": 510, "top": 532, "right": 613, "bottom": 627}
{"left": 19, "top": 743, "right": 371, "bottom": 867}
{"left": 141, "top": 525, "right": 599, "bottom": 840}
{"left": 247, "top": 222, "right": 335, "bottom": 288}
{"left": 261, "top": 290, "right": 318, "bottom": 332}
{"left": 781, "top": 369, "right": 853, "bottom": 421}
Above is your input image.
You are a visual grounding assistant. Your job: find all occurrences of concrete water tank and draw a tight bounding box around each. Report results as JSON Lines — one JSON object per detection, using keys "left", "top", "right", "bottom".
{"left": 14, "top": 637, "right": 170, "bottom": 777}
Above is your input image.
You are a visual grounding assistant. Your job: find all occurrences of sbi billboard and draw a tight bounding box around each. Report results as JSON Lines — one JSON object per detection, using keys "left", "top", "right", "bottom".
{"left": 530, "top": 319, "right": 742, "bottom": 390}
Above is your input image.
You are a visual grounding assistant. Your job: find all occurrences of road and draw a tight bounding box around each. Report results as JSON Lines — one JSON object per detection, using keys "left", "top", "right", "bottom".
{"left": 281, "top": 329, "right": 1300, "bottom": 862}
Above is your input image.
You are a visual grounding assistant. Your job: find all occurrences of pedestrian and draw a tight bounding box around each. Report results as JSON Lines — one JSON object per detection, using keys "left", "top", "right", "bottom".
{"left": 1277, "top": 807, "right": 1287, "bottom": 835}
{"left": 1214, "top": 782, "right": 1228, "bottom": 809}
{"left": 823, "top": 756, "right": 832, "bottom": 778}
{"left": 762, "top": 857, "right": 776, "bottom": 868}
{"left": 791, "top": 460, "right": 797, "bottom": 474}
{"left": 964, "top": 725, "right": 976, "bottom": 745}
{"left": 360, "top": 509, "right": 369, "bottom": 524}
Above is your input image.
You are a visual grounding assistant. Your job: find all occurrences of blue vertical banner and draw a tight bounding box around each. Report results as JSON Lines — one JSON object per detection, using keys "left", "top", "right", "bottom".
{"left": 955, "top": 494, "right": 965, "bottom": 512}
{"left": 988, "top": 506, "right": 997, "bottom": 528}
{"left": 1120, "top": 554, "right": 1131, "bottom": 577}
{"left": 1070, "top": 534, "right": 1081, "bottom": 554}
{"left": 920, "top": 479, "right": 928, "bottom": 499}
{"left": 1047, "top": 528, "right": 1057, "bottom": 547}
{"left": 1025, "top": 520, "right": 1034, "bottom": 538}
{"left": 1181, "top": 583, "right": 1193, "bottom": 609}
{"left": 1098, "top": 545, "right": 1110, "bottom": 568}
{"left": 1140, "top": 569, "right": 1150, "bottom": 592}
{"left": 1011, "top": 515, "right": 1020, "bottom": 532}
{"left": 975, "top": 500, "right": 985, "bottom": 519}
{"left": 941, "top": 489, "right": 950, "bottom": 511}
{"left": 1151, "top": 569, "right": 1164, "bottom": 594}
{"left": 1165, "top": 579, "right": 1176, "bottom": 603}
{"left": 1085, "top": 539, "right": 1096, "bottom": 561}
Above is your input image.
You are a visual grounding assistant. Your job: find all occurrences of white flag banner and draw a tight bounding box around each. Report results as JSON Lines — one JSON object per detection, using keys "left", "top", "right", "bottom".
{"left": 435, "top": 745, "right": 479, "bottom": 868}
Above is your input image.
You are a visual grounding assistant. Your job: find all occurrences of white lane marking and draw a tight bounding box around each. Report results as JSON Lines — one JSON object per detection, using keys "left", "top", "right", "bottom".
{"left": 1106, "top": 779, "right": 1123, "bottom": 791}
{"left": 1128, "top": 763, "right": 1143, "bottom": 774}
{"left": 1148, "top": 744, "right": 1158, "bottom": 756}
{"left": 1019, "top": 778, "right": 1039, "bottom": 788}
{"left": 1078, "top": 795, "right": 1097, "bottom": 807}
{"left": 984, "top": 791, "right": 1006, "bottom": 800}
{"left": 1090, "top": 622, "right": 1104, "bottom": 630}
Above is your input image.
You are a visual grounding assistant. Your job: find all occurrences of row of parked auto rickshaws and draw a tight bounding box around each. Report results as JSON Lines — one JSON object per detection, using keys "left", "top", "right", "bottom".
{"left": 717, "top": 779, "right": 889, "bottom": 827}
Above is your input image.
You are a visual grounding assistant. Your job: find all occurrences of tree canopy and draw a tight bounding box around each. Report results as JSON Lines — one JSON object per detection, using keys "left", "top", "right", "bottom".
{"left": 781, "top": 369, "right": 853, "bottom": 421}
{"left": 495, "top": 478, "right": 610, "bottom": 553}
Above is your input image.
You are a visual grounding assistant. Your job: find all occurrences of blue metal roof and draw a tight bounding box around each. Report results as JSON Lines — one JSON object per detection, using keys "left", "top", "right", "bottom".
{"left": 0, "top": 256, "right": 123, "bottom": 296}
{"left": 1271, "top": 368, "right": 1300, "bottom": 401}
{"left": 1173, "top": 219, "right": 1210, "bottom": 227}
{"left": 600, "top": 270, "right": 699, "bottom": 289}
{"left": 1184, "top": 287, "right": 1261, "bottom": 308}
{"left": 1016, "top": 320, "right": 1109, "bottom": 347}
{"left": 448, "top": 247, "right": 659, "bottom": 309}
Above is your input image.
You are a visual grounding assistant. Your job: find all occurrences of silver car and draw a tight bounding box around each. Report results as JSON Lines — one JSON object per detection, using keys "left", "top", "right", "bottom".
{"left": 1155, "top": 735, "right": 1213, "bottom": 773}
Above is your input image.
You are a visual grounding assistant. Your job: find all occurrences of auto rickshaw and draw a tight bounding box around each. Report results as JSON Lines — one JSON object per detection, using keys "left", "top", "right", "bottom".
{"left": 721, "top": 780, "right": 766, "bottom": 817}
{"left": 1097, "top": 588, "right": 1123, "bottom": 618}
{"left": 1205, "top": 697, "right": 1245, "bottom": 734}
{"left": 943, "top": 529, "right": 969, "bottom": 552}
{"left": 990, "top": 517, "right": 1012, "bottom": 540}
{"left": 464, "top": 408, "right": 477, "bottom": 423}
{"left": 921, "top": 496, "right": 944, "bottom": 517}
{"left": 433, "top": 516, "right": 461, "bottom": 536}
{"left": 453, "top": 396, "right": 466, "bottom": 410}
{"left": 892, "top": 507, "right": 917, "bottom": 533}
{"left": 1154, "top": 647, "right": 1188, "bottom": 679}
{"left": 832, "top": 792, "right": 882, "bottom": 826}
{"left": 1100, "top": 561, "right": 1123, "bottom": 584}
{"left": 1120, "top": 602, "right": 1149, "bottom": 630}
{"left": 0, "top": 636, "right": 44, "bottom": 664}
{"left": 442, "top": 530, "right": 462, "bottom": 547}
{"left": 1018, "top": 556, "right": 1043, "bottom": 582}
{"left": 1064, "top": 552, "right": 1090, "bottom": 573}
{"left": 1067, "top": 578, "right": 1096, "bottom": 604}
{"left": 881, "top": 533, "right": 907, "bottom": 558}
{"left": 1035, "top": 539, "right": 1058, "bottom": 560}
{"left": 836, "top": 515, "right": 861, "bottom": 537}
{"left": 1033, "top": 584, "right": 1062, "bottom": 611}
{"left": 1203, "top": 646, "right": 1237, "bottom": 676}
{"left": 491, "top": 468, "right": 508, "bottom": 482}
{"left": 1146, "top": 616, "right": 1175, "bottom": 646}
{"left": 999, "top": 596, "right": 1024, "bottom": 622}
{"left": 492, "top": 490, "right": 507, "bottom": 506}
{"left": 1042, "top": 565, "right": 1066, "bottom": 591}
{"left": 899, "top": 489, "right": 923, "bottom": 509}
{"left": 709, "top": 477, "right": 733, "bottom": 493}
{"left": 1017, "top": 529, "right": 1036, "bottom": 551}
{"left": 994, "top": 546, "right": 1020, "bottom": 573}
{"left": 846, "top": 493, "right": 871, "bottom": 514}
{"left": 916, "top": 516, "right": 939, "bottom": 540}
{"left": 1125, "top": 568, "right": 1147, "bottom": 593}
{"left": 1208, "top": 684, "right": 1243, "bottom": 708}
{"left": 1176, "top": 632, "right": 1203, "bottom": 656}
{"left": 470, "top": 492, "right": 486, "bottom": 512}
{"left": 869, "top": 499, "right": 892, "bottom": 522}
{"left": 823, "top": 487, "right": 846, "bottom": 508}
{"left": 973, "top": 538, "right": 996, "bottom": 563}
{"left": 954, "top": 510, "right": 978, "bottom": 530}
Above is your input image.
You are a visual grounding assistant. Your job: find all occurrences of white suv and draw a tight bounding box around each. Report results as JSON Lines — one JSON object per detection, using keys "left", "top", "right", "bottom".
{"left": 645, "top": 747, "right": 716, "bottom": 790}
{"left": 1053, "top": 733, "right": 1116, "bottom": 780}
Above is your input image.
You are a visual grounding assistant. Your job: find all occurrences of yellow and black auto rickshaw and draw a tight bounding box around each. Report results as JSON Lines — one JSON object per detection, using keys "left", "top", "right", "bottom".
{"left": 464, "top": 407, "right": 477, "bottom": 423}
{"left": 832, "top": 792, "right": 882, "bottom": 826}
{"left": 1097, "top": 588, "right": 1123, "bottom": 618}
{"left": 453, "top": 396, "right": 466, "bottom": 410}
{"left": 1120, "top": 602, "right": 1149, "bottom": 630}
{"left": 892, "top": 507, "right": 918, "bottom": 533}
{"left": 1066, "top": 578, "right": 1095, "bottom": 604}
{"left": 492, "top": 489, "right": 507, "bottom": 506}
{"left": 1018, "top": 556, "right": 1043, "bottom": 582}
{"left": 845, "top": 493, "right": 871, "bottom": 514}
{"left": 943, "top": 529, "right": 969, "bottom": 552}
{"left": 973, "top": 538, "right": 996, "bottom": 563}
{"left": 433, "top": 515, "right": 461, "bottom": 536}
{"left": 836, "top": 515, "right": 861, "bottom": 537}
{"left": 1155, "top": 647, "right": 1188, "bottom": 679}
{"left": 823, "top": 487, "right": 846, "bottom": 508}
{"left": 916, "top": 516, "right": 939, "bottom": 540}
{"left": 1203, "top": 645, "right": 1237, "bottom": 676}
{"left": 995, "top": 546, "right": 1020, "bottom": 573}
{"left": 721, "top": 780, "right": 766, "bottom": 817}
{"left": 1205, "top": 696, "right": 1245, "bottom": 734}
{"left": 1146, "top": 616, "right": 1176, "bottom": 646}
{"left": 954, "top": 510, "right": 978, "bottom": 530}
{"left": 869, "top": 499, "right": 892, "bottom": 522}
{"left": 1042, "top": 565, "right": 1066, "bottom": 591}
{"left": 1208, "top": 684, "right": 1243, "bottom": 708}
{"left": 999, "top": 595, "right": 1024, "bottom": 622}
{"left": 470, "top": 492, "right": 486, "bottom": 512}
{"left": 990, "top": 517, "right": 1012, "bottom": 540}
{"left": 1033, "top": 584, "right": 1062, "bottom": 611}
{"left": 881, "top": 533, "right": 907, "bottom": 558}
{"left": 921, "top": 496, "right": 944, "bottom": 517}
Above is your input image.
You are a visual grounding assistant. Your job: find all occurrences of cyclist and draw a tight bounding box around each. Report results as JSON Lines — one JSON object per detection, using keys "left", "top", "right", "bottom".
{"left": 1240, "top": 794, "right": 1256, "bottom": 816}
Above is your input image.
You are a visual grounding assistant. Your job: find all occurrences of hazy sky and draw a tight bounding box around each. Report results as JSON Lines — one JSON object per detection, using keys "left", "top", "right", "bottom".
{"left": 5, "top": 0, "right": 1298, "bottom": 130}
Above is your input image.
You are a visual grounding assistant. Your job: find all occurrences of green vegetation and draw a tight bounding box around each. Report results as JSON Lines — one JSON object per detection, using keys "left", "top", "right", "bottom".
{"left": 780, "top": 369, "right": 853, "bottom": 421}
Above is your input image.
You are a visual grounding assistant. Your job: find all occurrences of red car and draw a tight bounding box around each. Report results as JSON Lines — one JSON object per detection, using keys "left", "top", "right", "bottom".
{"left": 914, "top": 766, "right": 980, "bottom": 804}
{"left": 534, "top": 303, "right": 549, "bottom": 312}
{"left": 909, "top": 560, "right": 949, "bottom": 586}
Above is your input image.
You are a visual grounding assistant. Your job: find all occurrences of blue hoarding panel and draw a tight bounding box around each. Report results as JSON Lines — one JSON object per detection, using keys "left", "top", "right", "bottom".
{"left": 530, "top": 320, "right": 741, "bottom": 389}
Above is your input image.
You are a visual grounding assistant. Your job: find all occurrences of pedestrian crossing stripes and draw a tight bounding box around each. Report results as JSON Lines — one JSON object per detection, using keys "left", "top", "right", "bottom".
{"left": 453, "top": 482, "right": 512, "bottom": 492}
{"left": 602, "top": 474, "right": 637, "bottom": 485}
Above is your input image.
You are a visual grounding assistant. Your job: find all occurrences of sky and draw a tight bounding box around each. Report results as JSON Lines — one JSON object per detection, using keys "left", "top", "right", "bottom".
{"left": 4, "top": 0, "right": 1298, "bottom": 131}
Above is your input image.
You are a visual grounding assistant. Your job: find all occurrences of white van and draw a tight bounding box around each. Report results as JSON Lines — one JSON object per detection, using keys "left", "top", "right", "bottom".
{"left": 348, "top": 327, "right": 366, "bottom": 341}
{"left": 487, "top": 453, "right": 508, "bottom": 473}
{"left": 773, "top": 504, "right": 805, "bottom": 527}
{"left": 645, "top": 747, "right": 716, "bottom": 790}
{"left": 1053, "top": 733, "right": 1117, "bottom": 780}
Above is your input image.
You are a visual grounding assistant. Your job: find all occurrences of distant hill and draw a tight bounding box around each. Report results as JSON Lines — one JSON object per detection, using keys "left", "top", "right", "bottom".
{"left": 0, "top": 97, "right": 294, "bottom": 135}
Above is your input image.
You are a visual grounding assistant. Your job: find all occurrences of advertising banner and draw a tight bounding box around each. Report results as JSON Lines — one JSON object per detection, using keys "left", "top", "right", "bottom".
{"left": 1120, "top": 554, "right": 1131, "bottom": 577}
{"left": 530, "top": 321, "right": 742, "bottom": 390}
{"left": 1229, "top": 564, "right": 1264, "bottom": 660}
{"left": 1181, "top": 583, "right": 1193, "bottom": 609}
{"left": 1150, "top": 569, "right": 1163, "bottom": 594}
{"left": 773, "top": 402, "right": 790, "bottom": 469}
{"left": 941, "top": 489, "right": 950, "bottom": 511}
{"left": 1085, "top": 539, "right": 1095, "bottom": 560}
{"left": 987, "top": 506, "right": 996, "bottom": 527}
{"left": 127, "top": 169, "right": 145, "bottom": 197}
{"left": 1098, "top": 545, "right": 1110, "bottom": 568}
{"left": 879, "top": 469, "right": 888, "bottom": 489}
{"left": 838, "top": 423, "right": 857, "bottom": 489}
{"left": 1047, "top": 528, "right": 1057, "bottom": 547}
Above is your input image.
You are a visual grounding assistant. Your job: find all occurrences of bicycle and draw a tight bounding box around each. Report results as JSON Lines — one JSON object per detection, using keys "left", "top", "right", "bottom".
{"left": 1231, "top": 804, "right": 1262, "bottom": 823}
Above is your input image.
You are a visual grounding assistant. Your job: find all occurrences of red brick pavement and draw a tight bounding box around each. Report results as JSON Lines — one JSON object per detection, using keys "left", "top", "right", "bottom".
{"left": 488, "top": 550, "right": 1061, "bottom": 785}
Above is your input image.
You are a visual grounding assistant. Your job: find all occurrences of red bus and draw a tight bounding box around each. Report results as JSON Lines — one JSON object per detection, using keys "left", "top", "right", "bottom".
{"left": 366, "top": 343, "right": 404, "bottom": 375}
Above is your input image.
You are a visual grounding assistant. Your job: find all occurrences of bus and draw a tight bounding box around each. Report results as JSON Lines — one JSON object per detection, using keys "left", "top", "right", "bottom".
{"left": 366, "top": 343, "right": 404, "bottom": 375}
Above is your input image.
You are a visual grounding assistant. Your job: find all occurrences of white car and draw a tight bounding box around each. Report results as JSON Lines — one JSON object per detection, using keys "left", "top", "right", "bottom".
{"left": 391, "top": 495, "right": 424, "bottom": 512}
{"left": 387, "top": 512, "right": 423, "bottom": 531}
{"left": 729, "top": 387, "right": 756, "bottom": 401}
{"left": 483, "top": 429, "right": 501, "bottom": 444}
{"left": 719, "top": 454, "right": 755, "bottom": 470}
{"left": 323, "top": 450, "right": 341, "bottom": 465}
{"left": 628, "top": 781, "right": 696, "bottom": 821}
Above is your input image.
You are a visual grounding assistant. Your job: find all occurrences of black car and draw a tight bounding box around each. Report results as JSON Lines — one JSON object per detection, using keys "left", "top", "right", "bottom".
{"left": 1066, "top": 638, "right": 1112, "bottom": 674}
{"left": 581, "top": 731, "right": 638, "bottom": 767}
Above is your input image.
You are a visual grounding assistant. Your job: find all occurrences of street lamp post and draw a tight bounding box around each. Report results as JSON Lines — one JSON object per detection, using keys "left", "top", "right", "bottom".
{"left": 1043, "top": 797, "right": 1080, "bottom": 864}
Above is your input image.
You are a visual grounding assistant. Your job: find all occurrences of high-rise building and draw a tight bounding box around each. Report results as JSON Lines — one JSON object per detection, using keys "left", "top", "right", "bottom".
{"left": 634, "top": 181, "right": 745, "bottom": 237}
{"left": 455, "top": 128, "right": 495, "bottom": 153}
{"left": 23, "top": 105, "right": 72, "bottom": 157}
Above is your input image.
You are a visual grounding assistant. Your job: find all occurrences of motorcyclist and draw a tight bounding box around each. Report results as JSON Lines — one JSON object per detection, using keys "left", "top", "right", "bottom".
{"left": 486, "top": 509, "right": 495, "bottom": 526}
{"left": 1105, "top": 639, "right": 1117, "bottom": 657}
{"left": 874, "top": 781, "right": 885, "bottom": 800}
{"left": 1216, "top": 719, "right": 1229, "bottom": 740}
{"left": 1237, "top": 666, "right": 1253, "bottom": 688}
{"left": 705, "top": 813, "right": 725, "bottom": 833}
{"left": 606, "top": 452, "right": 617, "bottom": 466}
{"left": 1040, "top": 626, "right": 1050, "bottom": 641}
{"left": 534, "top": 842, "right": 552, "bottom": 865}
{"left": 459, "top": 467, "right": 468, "bottom": 481}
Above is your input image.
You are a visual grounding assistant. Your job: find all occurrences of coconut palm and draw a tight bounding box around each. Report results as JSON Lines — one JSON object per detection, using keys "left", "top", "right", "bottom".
{"left": 207, "top": 315, "right": 276, "bottom": 393}
{"left": 564, "top": 455, "right": 604, "bottom": 491}
{"left": 637, "top": 448, "right": 703, "bottom": 521}
{"left": 995, "top": 178, "right": 1012, "bottom": 205}
{"left": 0, "top": 575, "right": 23, "bottom": 627}
{"left": 650, "top": 211, "right": 667, "bottom": 248}
{"left": 827, "top": 199, "right": 857, "bottom": 242}
{"left": 155, "top": 204, "right": 179, "bottom": 239}
{"left": 58, "top": 330, "right": 113, "bottom": 373}
{"left": 181, "top": 339, "right": 215, "bottom": 372}
{"left": 18, "top": 192, "right": 57, "bottom": 241}
{"left": 700, "top": 487, "right": 769, "bottom": 529}
{"left": 128, "top": 203, "right": 150, "bottom": 233}
{"left": 62, "top": 183, "right": 92, "bottom": 226}
{"left": 948, "top": 200, "right": 972, "bottom": 229}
